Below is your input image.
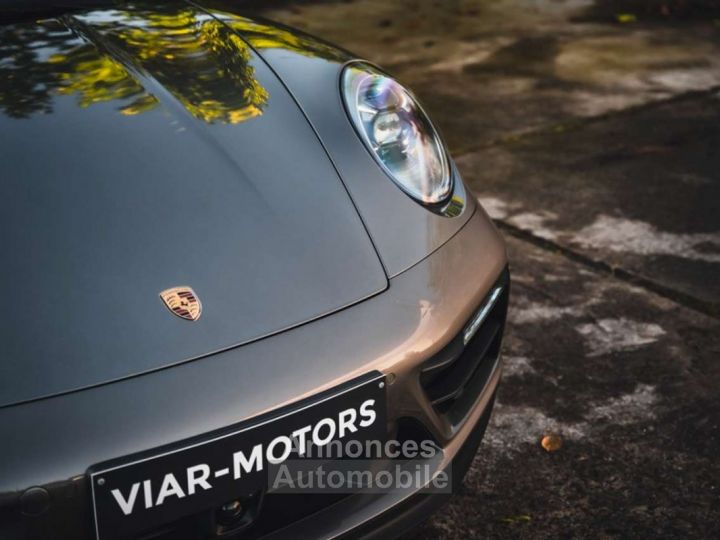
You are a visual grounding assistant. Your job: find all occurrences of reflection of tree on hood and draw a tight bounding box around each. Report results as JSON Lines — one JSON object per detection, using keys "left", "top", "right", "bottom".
{"left": 0, "top": 21, "right": 76, "bottom": 118}
{"left": 0, "top": 6, "right": 269, "bottom": 124}
{"left": 222, "top": 16, "right": 350, "bottom": 62}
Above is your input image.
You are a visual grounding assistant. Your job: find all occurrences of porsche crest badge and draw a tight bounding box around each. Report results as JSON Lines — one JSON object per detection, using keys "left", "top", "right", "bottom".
{"left": 159, "top": 286, "right": 202, "bottom": 321}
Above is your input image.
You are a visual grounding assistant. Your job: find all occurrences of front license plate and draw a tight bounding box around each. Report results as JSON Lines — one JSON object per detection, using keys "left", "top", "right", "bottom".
{"left": 90, "top": 373, "right": 386, "bottom": 540}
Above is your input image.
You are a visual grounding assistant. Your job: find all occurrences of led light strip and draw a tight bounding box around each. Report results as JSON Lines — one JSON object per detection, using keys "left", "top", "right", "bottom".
{"left": 463, "top": 285, "right": 503, "bottom": 346}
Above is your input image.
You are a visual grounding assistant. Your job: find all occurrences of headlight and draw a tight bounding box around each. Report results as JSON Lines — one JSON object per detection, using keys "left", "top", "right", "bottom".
{"left": 341, "top": 62, "right": 452, "bottom": 205}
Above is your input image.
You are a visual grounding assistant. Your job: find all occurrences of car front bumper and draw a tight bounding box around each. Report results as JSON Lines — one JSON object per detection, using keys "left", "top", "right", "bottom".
{"left": 0, "top": 205, "right": 507, "bottom": 539}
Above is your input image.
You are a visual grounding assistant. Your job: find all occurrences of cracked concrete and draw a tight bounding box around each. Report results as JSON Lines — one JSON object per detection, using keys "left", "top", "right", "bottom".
{"left": 573, "top": 215, "right": 720, "bottom": 264}
{"left": 458, "top": 93, "right": 720, "bottom": 314}
{"left": 575, "top": 317, "right": 666, "bottom": 357}
{"left": 243, "top": 0, "right": 720, "bottom": 537}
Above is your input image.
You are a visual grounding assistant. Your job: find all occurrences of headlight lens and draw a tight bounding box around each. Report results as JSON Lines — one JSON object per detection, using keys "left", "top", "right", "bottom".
{"left": 341, "top": 62, "right": 452, "bottom": 205}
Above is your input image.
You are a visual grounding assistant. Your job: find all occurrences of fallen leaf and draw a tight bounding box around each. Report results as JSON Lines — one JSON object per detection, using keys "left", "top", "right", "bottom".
{"left": 502, "top": 514, "right": 532, "bottom": 524}
{"left": 541, "top": 433, "right": 563, "bottom": 452}
{"left": 616, "top": 13, "right": 637, "bottom": 23}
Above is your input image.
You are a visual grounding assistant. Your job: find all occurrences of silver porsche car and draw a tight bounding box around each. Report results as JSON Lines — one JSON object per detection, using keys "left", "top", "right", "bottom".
{"left": 0, "top": 1, "right": 509, "bottom": 539}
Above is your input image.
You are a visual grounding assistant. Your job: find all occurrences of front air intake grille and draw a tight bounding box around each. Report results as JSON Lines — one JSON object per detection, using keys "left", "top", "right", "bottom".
{"left": 420, "top": 268, "right": 509, "bottom": 426}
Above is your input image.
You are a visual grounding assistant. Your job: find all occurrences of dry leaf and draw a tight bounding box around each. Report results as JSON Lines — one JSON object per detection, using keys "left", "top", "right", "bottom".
{"left": 616, "top": 13, "right": 637, "bottom": 23}
{"left": 541, "top": 433, "right": 562, "bottom": 452}
{"left": 502, "top": 514, "right": 532, "bottom": 524}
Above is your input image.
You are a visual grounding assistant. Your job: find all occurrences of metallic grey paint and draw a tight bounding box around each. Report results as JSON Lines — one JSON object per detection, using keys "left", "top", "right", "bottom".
{"left": 0, "top": 4, "right": 388, "bottom": 407}
{"left": 0, "top": 2, "right": 508, "bottom": 538}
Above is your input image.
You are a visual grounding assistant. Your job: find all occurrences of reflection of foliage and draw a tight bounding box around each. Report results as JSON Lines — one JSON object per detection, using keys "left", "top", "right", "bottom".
{"left": 444, "top": 196, "right": 464, "bottom": 218}
{"left": 197, "top": 2, "right": 348, "bottom": 60}
{"left": 49, "top": 43, "right": 158, "bottom": 115}
{"left": 188, "top": 19, "right": 268, "bottom": 123}
{"left": 0, "top": 4, "right": 269, "bottom": 124}
{"left": 78, "top": 8, "right": 270, "bottom": 123}
{"left": 222, "top": 17, "right": 349, "bottom": 62}
{"left": 0, "top": 21, "right": 74, "bottom": 118}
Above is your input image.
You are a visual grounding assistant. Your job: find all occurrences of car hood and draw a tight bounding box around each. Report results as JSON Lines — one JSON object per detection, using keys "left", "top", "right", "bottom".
{"left": 0, "top": 2, "right": 387, "bottom": 407}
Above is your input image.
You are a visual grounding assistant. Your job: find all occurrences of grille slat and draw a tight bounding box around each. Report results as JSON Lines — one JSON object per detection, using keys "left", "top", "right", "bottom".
{"left": 425, "top": 321, "right": 501, "bottom": 407}
{"left": 420, "top": 268, "right": 509, "bottom": 421}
